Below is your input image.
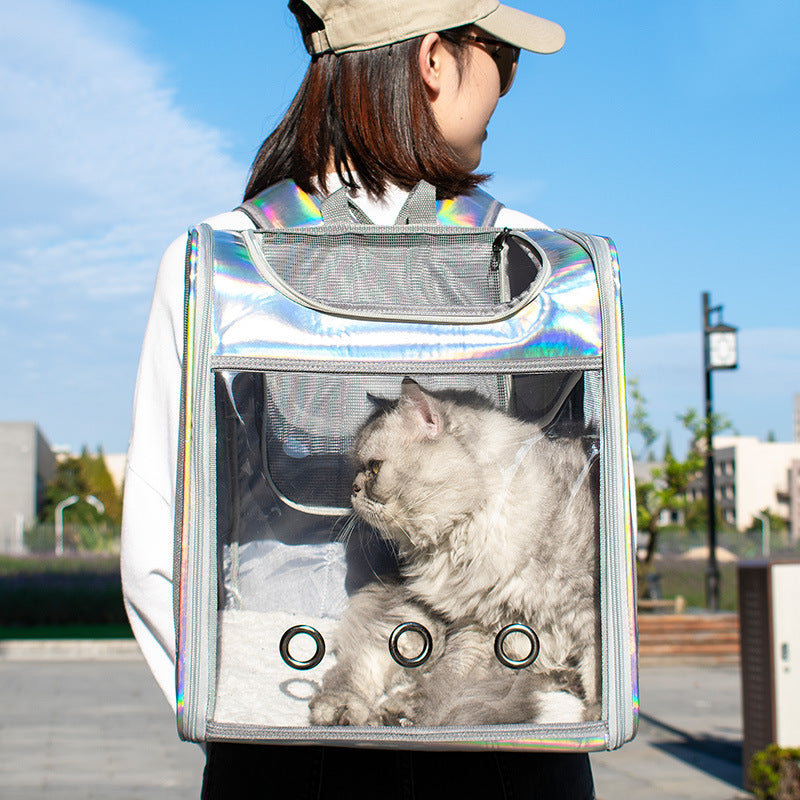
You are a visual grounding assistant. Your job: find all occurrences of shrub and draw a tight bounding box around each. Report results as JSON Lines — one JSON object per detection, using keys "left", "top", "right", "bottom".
{"left": 0, "top": 555, "right": 127, "bottom": 630}
{"left": 749, "top": 745, "right": 800, "bottom": 800}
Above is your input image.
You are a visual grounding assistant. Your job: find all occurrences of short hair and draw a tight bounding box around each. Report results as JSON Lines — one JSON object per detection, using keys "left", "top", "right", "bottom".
{"left": 244, "top": 27, "right": 488, "bottom": 201}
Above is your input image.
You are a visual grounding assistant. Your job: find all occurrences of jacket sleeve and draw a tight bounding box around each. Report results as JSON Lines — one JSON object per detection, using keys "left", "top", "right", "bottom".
{"left": 120, "top": 232, "right": 188, "bottom": 710}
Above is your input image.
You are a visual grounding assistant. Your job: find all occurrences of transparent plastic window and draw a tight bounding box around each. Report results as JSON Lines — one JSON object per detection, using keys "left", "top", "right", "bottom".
{"left": 211, "top": 371, "right": 601, "bottom": 729}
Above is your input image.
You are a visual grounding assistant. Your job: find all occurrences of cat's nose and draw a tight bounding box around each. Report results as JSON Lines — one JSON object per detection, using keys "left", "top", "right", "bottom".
{"left": 352, "top": 474, "right": 364, "bottom": 495}
{"left": 351, "top": 483, "right": 361, "bottom": 495}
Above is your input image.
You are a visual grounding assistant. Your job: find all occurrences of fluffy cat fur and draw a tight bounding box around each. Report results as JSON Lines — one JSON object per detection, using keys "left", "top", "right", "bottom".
{"left": 309, "top": 378, "right": 600, "bottom": 727}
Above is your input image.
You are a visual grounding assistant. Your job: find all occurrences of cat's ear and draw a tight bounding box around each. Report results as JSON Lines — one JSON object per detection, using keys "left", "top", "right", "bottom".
{"left": 400, "top": 378, "right": 442, "bottom": 438}
{"left": 366, "top": 392, "right": 395, "bottom": 412}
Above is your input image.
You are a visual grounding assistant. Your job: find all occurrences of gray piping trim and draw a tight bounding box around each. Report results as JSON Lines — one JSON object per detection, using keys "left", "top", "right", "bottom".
{"left": 204, "top": 720, "right": 609, "bottom": 748}
{"left": 559, "top": 229, "right": 634, "bottom": 750}
{"left": 177, "top": 224, "right": 218, "bottom": 741}
{"left": 174, "top": 233, "right": 194, "bottom": 645}
{"left": 209, "top": 356, "right": 602, "bottom": 375}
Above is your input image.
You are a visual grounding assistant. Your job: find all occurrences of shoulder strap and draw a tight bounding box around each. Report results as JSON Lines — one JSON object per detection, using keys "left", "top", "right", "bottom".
{"left": 319, "top": 187, "right": 377, "bottom": 225}
{"left": 237, "top": 180, "right": 504, "bottom": 229}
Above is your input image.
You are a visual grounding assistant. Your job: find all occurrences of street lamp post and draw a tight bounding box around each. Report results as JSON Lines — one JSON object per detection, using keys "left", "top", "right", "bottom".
{"left": 54, "top": 495, "right": 79, "bottom": 557}
{"left": 702, "top": 292, "right": 738, "bottom": 611}
{"left": 755, "top": 511, "right": 771, "bottom": 558}
{"left": 85, "top": 495, "right": 105, "bottom": 516}
{"left": 53, "top": 495, "right": 106, "bottom": 556}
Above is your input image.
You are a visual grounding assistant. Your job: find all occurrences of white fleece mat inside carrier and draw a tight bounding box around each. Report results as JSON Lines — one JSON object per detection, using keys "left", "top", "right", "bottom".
{"left": 211, "top": 609, "right": 587, "bottom": 728}
{"left": 213, "top": 609, "right": 339, "bottom": 727}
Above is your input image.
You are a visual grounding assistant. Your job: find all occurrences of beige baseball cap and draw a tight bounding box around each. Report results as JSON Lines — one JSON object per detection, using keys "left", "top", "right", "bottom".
{"left": 293, "top": 0, "right": 565, "bottom": 55}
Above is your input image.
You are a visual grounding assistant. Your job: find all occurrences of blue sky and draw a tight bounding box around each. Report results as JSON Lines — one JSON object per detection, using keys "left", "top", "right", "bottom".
{"left": 1, "top": 0, "right": 798, "bottom": 456}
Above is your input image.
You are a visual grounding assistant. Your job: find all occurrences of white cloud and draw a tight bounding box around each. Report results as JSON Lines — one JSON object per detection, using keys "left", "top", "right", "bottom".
{"left": 0, "top": 0, "right": 246, "bottom": 450}
{"left": 0, "top": 0, "right": 244, "bottom": 299}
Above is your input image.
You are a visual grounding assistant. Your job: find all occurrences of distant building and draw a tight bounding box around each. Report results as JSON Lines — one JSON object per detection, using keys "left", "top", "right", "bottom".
{"left": 0, "top": 423, "right": 56, "bottom": 553}
{"left": 688, "top": 436, "right": 800, "bottom": 539}
{"left": 103, "top": 452, "right": 127, "bottom": 493}
{"left": 785, "top": 460, "right": 800, "bottom": 543}
{"left": 794, "top": 393, "right": 800, "bottom": 443}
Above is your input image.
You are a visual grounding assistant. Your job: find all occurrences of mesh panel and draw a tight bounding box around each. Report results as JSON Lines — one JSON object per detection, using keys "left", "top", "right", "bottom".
{"left": 258, "top": 228, "right": 505, "bottom": 317}
{"left": 263, "top": 373, "right": 510, "bottom": 509}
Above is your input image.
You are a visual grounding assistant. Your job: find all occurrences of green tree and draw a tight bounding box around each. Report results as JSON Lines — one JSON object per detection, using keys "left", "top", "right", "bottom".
{"left": 39, "top": 448, "right": 123, "bottom": 550}
{"left": 41, "top": 455, "right": 90, "bottom": 522}
{"left": 746, "top": 507, "right": 787, "bottom": 536}
{"left": 80, "top": 446, "right": 122, "bottom": 525}
{"left": 632, "top": 399, "right": 733, "bottom": 584}
{"left": 636, "top": 444, "right": 704, "bottom": 566}
{"left": 628, "top": 377, "right": 659, "bottom": 460}
{"left": 677, "top": 408, "right": 734, "bottom": 452}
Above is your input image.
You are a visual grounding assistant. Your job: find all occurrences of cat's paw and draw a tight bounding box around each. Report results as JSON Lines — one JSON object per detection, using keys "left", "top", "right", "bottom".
{"left": 309, "top": 692, "right": 375, "bottom": 726}
{"left": 379, "top": 687, "right": 417, "bottom": 727}
{"left": 381, "top": 711, "right": 414, "bottom": 727}
{"left": 379, "top": 702, "right": 415, "bottom": 727}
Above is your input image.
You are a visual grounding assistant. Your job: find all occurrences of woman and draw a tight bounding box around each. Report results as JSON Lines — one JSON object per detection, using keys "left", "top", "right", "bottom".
{"left": 121, "top": 1, "right": 596, "bottom": 796}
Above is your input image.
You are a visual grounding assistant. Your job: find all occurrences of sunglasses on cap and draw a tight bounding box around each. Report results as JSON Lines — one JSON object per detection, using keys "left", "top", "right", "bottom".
{"left": 464, "top": 32, "right": 520, "bottom": 97}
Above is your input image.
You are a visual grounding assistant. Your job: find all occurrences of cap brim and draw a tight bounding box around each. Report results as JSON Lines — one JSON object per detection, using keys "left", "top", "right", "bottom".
{"left": 475, "top": 4, "right": 565, "bottom": 54}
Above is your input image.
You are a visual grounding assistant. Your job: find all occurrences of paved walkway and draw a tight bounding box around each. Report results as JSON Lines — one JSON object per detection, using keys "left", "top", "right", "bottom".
{"left": 0, "top": 640, "right": 752, "bottom": 799}
{"left": 592, "top": 662, "right": 749, "bottom": 800}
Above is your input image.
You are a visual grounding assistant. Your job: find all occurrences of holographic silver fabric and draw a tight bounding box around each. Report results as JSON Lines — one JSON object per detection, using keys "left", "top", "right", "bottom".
{"left": 207, "top": 228, "right": 602, "bottom": 367}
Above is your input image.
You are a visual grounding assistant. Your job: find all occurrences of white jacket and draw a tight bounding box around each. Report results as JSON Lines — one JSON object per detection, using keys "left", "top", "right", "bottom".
{"left": 120, "top": 182, "right": 549, "bottom": 710}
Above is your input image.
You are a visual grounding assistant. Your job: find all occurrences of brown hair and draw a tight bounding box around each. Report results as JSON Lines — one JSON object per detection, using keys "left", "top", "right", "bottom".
{"left": 243, "top": 27, "right": 488, "bottom": 201}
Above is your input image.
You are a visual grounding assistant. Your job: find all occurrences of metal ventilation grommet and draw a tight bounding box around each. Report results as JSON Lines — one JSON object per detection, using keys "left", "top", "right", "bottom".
{"left": 494, "top": 623, "right": 540, "bottom": 669}
{"left": 388, "top": 622, "right": 433, "bottom": 668}
{"left": 280, "top": 625, "right": 326, "bottom": 670}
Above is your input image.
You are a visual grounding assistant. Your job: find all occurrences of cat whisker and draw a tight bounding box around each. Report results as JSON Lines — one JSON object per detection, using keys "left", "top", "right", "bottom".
{"left": 380, "top": 507, "right": 417, "bottom": 547}
{"left": 334, "top": 513, "right": 360, "bottom": 544}
{"left": 356, "top": 532, "right": 392, "bottom": 589}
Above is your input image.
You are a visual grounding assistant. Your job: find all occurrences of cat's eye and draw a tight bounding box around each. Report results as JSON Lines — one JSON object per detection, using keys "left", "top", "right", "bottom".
{"left": 368, "top": 460, "right": 382, "bottom": 477}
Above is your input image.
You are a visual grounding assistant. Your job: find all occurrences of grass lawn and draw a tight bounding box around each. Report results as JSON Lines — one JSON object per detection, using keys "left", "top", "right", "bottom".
{"left": 639, "top": 556, "right": 740, "bottom": 611}
{"left": 0, "top": 623, "right": 132, "bottom": 639}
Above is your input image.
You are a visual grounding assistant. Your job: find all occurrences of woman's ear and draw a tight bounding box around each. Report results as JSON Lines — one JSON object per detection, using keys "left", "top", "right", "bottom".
{"left": 418, "top": 32, "right": 444, "bottom": 98}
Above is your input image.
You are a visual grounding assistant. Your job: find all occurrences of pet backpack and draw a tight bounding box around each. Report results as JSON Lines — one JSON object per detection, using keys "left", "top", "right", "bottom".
{"left": 176, "top": 179, "right": 637, "bottom": 751}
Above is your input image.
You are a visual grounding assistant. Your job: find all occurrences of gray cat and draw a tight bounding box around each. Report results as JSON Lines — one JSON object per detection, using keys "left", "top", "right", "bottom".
{"left": 309, "top": 378, "right": 600, "bottom": 727}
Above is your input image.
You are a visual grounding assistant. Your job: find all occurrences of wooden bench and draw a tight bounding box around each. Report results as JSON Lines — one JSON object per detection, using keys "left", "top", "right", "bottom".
{"left": 637, "top": 612, "right": 740, "bottom": 661}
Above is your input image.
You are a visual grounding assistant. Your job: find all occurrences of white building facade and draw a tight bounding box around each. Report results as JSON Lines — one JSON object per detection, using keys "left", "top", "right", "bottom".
{"left": 696, "top": 436, "right": 800, "bottom": 539}
{"left": 794, "top": 393, "right": 800, "bottom": 443}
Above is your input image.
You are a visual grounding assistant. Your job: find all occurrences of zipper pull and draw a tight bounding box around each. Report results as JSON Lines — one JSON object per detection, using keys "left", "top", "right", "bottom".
{"left": 491, "top": 228, "right": 511, "bottom": 271}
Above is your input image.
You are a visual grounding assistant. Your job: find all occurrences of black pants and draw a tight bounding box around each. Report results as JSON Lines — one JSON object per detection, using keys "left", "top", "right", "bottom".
{"left": 202, "top": 744, "right": 595, "bottom": 799}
